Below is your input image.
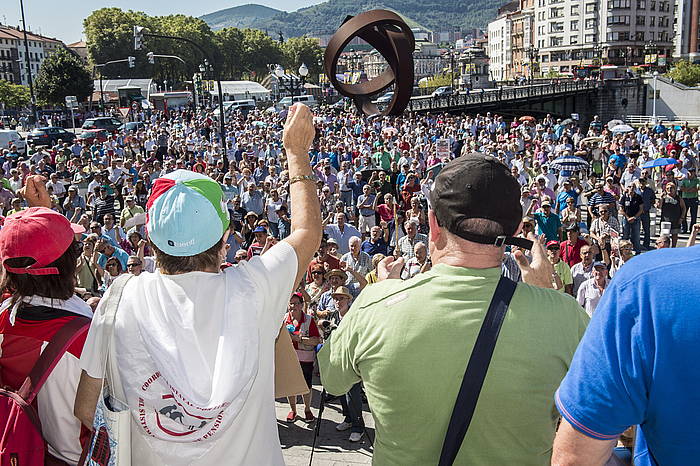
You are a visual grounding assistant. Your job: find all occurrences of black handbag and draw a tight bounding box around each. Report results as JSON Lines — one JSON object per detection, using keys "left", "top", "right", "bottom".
{"left": 438, "top": 275, "right": 517, "bottom": 466}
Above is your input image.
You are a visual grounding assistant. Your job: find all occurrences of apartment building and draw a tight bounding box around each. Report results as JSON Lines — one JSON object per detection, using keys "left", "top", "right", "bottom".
{"left": 0, "top": 25, "right": 66, "bottom": 86}
{"left": 674, "top": 0, "right": 700, "bottom": 59}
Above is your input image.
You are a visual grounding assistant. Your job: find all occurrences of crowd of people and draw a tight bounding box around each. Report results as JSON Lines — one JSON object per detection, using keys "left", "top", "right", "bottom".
{"left": 1, "top": 100, "right": 699, "bottom": 465}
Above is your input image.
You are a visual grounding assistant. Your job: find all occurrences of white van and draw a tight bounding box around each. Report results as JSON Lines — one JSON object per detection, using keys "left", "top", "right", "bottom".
{"left": 276, "top": 95, "right": 318, "bottom": 110}
{"left": 214, "top": 99, "right": 257, "bottom": 116}
{"left": 0, "top": 130, "right": 26, "bottom": 154}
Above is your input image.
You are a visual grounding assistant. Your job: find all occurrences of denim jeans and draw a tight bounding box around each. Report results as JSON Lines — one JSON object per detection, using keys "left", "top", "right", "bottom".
{"left": 340, "top": 382, "right": 365, "bottom": 433}
{"left": 640, "top": 212, "right": 652, "bottom": 249}
{"left": 682, "top": 198, "right": 699, "bottom": 233}
{"left": 622, "top": 216, "right": 641, "bottom": 253}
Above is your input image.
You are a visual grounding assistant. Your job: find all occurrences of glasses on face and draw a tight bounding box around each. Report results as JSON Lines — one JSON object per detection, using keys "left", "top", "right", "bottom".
{"left": 312, "top": 271, "right": 324, "bottom": 275}
{"left": 127, "top": 262, "right": 141, "bottom": 268}
{"left": 523, "top": 224, "right": 533, "bottom": 229}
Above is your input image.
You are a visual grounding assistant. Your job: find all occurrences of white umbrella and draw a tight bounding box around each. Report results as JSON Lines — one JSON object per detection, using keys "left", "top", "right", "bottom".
{"left": 611, "top": 124, "right": 635, "bottom": 134}
{"left": 607, "top": 119, "right": 624, "bottom": 130}
{"left": 123, "top": 212, "right": 147, "bottom": 230}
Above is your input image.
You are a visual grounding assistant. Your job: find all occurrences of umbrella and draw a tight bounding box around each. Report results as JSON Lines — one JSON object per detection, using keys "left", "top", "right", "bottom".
{"left": 641, "top": 157, "right": 679, "bottom": 169}
{"left": 581, "top": 136, "right": 603, "bottom": 144}
{"left": 611, "top": 124, "right": 635, "bottom": 134}
{"left": 549, "top": 156, "right": 589, "bottom": 171}
{"left": 123, "top": 212, "right": 146, "bottom": 230}
{"left": 252, "top": 121, "right": 267, "bottom": 127}
{"left": 607, "top": 119, "right": 624, "bottom": 130}
{"left": 560, "top": 118, "right": 575, "bottom": 126}
{"left": 519, "top": 115, "right": 536, "bottom": 122}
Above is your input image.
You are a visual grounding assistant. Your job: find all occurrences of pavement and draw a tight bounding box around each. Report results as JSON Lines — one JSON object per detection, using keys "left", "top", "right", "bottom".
{"left": 276, "top": 383, "right": 374, "bottom": 466}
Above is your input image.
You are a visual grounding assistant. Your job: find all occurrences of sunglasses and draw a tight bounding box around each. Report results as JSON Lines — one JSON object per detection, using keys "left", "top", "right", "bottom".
{"left": 127, "top": 263, "right": 141, "bottom": 268}
{"left": 599, "top": 210, "right": 609, "bottom": 213}
{"left": 312, "top": 271, "right": 324, "bottom": 275}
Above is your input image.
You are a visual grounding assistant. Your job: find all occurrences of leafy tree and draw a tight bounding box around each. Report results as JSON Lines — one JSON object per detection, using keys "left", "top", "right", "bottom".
{"left": 281, "top": 36, "right": 324, "bottom": 82}
{"left": 666, "top": 60, "right": 700, "bottom": 87}
{"left": 0, "top": 80, "right": 30, "bottom": 108}
{"left": 420, "top": 72, "right": 457, "bottom": 88}
{"left": 34, "top": 49, "right": 93, "bottom": 105}
{"left": 241, "top": 29, "right": 283, "bottom": 80}
{"left": 215, "top": 28, "right": 245, "bottom": 79}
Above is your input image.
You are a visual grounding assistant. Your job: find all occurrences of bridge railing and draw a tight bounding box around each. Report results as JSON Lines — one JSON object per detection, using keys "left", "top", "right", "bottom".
{"left": 406, "top": 80, "right": 601, "bottom": 113}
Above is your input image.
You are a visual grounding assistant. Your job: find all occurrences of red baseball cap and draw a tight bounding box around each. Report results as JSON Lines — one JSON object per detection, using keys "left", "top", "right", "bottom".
{"left": 0, "top": 207, "right": 85, "bottom": 276}
{"left": 546, "top": 240, "right": 560, "bottom": 249}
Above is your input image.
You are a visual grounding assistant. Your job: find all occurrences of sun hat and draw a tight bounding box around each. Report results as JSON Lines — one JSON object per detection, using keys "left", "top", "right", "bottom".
{"left": 325, "top": 269, "right": 347, "bottom": 280}
{"left": 146, "top": 170, "right": 229, "bottom": 257}
{"left": 331, "top": 286, "right": 353, "bottom": 300}
{"left": 0, "top": 207, "right": 85, "bottom": 275}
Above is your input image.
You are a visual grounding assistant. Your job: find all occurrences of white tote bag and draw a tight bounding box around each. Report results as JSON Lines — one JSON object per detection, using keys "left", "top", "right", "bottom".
{"left": 81, "top": 275, "right": 133, "bottom": 466}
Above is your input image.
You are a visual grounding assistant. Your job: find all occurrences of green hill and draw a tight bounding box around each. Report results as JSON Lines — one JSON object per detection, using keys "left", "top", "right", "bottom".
{"left": 200, "top": 4, "right": 283, "bottom": 30}
{"left": 201, "top": 0, "right": 506, "bottom": 38}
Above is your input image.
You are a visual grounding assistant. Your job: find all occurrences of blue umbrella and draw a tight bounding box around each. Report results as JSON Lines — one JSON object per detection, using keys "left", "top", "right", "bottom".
{"left": 549, "top": 156, "right": 589, "bottom": 171}
{"left": 641, "top": 157, "right": 678, "bottom": 169}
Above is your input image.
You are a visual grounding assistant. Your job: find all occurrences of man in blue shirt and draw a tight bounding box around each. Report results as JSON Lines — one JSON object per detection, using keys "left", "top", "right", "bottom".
{"left": 555, "top": 180, "right": 580, "bottom": 214}
{"left": 553, "top": 247, "right": 700, "bottom": 465}
{"left": 534, "top": 199, "right": 562, "bottom": 241}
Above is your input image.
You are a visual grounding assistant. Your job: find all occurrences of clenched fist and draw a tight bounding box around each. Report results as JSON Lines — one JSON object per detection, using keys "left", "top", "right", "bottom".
{"left": 283, "top": 104, "right": 315, "bottom": 156}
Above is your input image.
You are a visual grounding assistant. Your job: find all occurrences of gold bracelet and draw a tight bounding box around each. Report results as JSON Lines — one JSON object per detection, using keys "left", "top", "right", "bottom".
{"left": 289, "top": 174, "right": 318, "bottom": 185}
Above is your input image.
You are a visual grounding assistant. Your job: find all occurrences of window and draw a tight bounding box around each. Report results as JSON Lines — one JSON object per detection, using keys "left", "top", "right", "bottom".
{"left": 585, "top": 18, "right": 597, "bottom": 28}
{"left": 608, "top": 0, "right": 631, "bottom": 8}
{"left": 550, "top": 7, "right": 564, "bottom": 17}
{"left": 607, "top": 31, "right": 631, "bottom": 40}
{"left": 650, "top": 0, "right": 655, "bottom": 10}
{"left": 636, "top": 15, "right": 646, "bottom": 25}
{"left": 585, "top": 3, "right": 597, "bottom": 12}
{"left": 550, "top": 36, "right": 564, "bottom": 46}
{"left": 635, "top": 31, "right": 645, "bottom": 40}
{"left": 649, "top": 16, "right": 656, "bottom": 25}
{"left": 570, "top": 35, "right": 579, "bottom": 44}
{"left": 637, "top": 0, "right": 646, "bottom": 7}
{"left": 550, "top": 22, "right": 565, "bottom": 32}
{"left": 571, "top": 20, "right": 580, "bottom": 30}
{"left": 571, "top": 4, "right": 580, "bottom": 14}
{"left": 609, "top": 15, "right": 630, "bottom": 24}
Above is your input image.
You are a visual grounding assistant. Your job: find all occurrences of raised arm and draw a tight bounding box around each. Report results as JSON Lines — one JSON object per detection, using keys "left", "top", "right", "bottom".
{"left": 282, "top": 104, "right": 323, "bottom": 286}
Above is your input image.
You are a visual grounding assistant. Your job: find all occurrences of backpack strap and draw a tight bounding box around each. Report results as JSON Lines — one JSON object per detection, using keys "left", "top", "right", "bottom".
{"left": 18, "top": 315, "right": 91, "bottom": 404}
{"left": 437, "top": 275, "right": 518, "bottom": 466}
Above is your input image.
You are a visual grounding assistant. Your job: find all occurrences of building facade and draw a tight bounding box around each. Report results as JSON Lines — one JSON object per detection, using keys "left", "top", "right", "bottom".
{"left": 674, "top": 0, "right": 700, "bottom": 59}
{"left": 0, "top": 30, "right": 21, "bottom": 83}
{"left": 0, "top": 25, "right": 67, "bottom": 86}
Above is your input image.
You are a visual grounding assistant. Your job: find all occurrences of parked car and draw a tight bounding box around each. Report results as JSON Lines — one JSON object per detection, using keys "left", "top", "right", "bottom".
{"left": 82, "top": 116, "right": 122, "bottom": 132}
{"left": 77, "top": 129, "right": 110, "bottom": 145}
{"left": 431, "top": 86, "right": 453, "bottom": 98}
{"left": 276, "top": 95, "right": 318, "bottom": 110}
{"left": 214, "top": 100, "right": 257, "bottom": 117}
{"left": 25, "top": 127, "right": 76, "bottom": 146}
{"left": 376, "top": 92, "right": 394, "bottom": 104}
{"left": 0, "top": 130, "right": 26, "bottom": 154}
{"left": 118, "top": 121, "right": 146, "bottom": 133}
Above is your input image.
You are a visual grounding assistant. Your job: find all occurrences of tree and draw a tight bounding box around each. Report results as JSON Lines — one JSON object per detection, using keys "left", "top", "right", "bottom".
{"left": 666, "top": 60, "right": 700, "bottom": 87}
{"left": 215, "top": 28, "right": 245, "bottom": 80}
{"left": 241, "top": 29, "right": 283, "bottom": 80}
{"left": 281, "top": 36, "right": 324, "bottom": 82}
{"left": 0, "top": 80, "right": 30, "bottom": 108}
{"left": 420, "top": 72, "right": 457, "bottom": 89}
{"left": 34, "top": 49, "right": 93, "bottom": 105}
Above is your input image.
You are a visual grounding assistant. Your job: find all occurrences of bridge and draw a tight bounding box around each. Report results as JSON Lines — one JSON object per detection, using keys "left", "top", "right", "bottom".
{"left": 406, "top": 80, "right": 602, "bottom": 119}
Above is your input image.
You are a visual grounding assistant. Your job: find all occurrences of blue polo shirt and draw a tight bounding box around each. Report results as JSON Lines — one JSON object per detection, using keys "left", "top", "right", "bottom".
{"left": 534, "top": 211, "right": 562, "bottom": 241}
{"left": 556, "top": 247, "right": 700, "bottom": 465}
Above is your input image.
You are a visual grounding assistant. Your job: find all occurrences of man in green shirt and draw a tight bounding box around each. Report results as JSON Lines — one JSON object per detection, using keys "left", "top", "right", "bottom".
{"left": 547, "top": 240, "right": 574, "bottom": 295}
{"left": 679, "top": 167, "right": 699, "bottom": 233}
{"left": 319, "top": 154, "right": 588, "bottom": 465}
{"left": 372, "top": 144, "right": 395, "bottom": 172}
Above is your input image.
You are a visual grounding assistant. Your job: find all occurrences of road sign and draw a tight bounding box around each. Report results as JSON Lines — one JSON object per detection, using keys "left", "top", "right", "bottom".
{"left": 64, "top": 95, "right": 78, "bottom": 109}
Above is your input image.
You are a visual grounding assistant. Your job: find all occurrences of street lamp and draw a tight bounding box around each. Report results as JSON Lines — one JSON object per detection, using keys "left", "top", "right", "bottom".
{"left": 298, "top": 63, "right": 308, "bottom": 96}
{"left": 652, "top": 71, "right": 659, "bottom": 123}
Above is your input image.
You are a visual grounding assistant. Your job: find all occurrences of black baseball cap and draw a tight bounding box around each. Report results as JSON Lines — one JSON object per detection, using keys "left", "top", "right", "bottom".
{"left": 430, "top": 153, "right": 532, "bottom": 249}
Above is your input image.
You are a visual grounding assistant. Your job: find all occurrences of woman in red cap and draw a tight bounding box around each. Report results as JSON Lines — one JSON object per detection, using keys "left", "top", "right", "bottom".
{"left": 0, "top": 175, "right": 90, "bottom": 465}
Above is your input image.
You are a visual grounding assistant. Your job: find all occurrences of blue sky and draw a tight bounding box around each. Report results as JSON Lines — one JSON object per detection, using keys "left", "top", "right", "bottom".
{"left": 1, "top": 0, "right": 323, "bottom": 43}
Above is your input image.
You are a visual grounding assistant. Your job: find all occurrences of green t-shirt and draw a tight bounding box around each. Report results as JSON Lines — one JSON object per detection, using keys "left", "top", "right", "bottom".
{"left": 318, "top": 264, "right": 588, "bottom": 466}
{"left": 680, "top": 177, "right": 699, "bottom": 199}
{"left": 372, "top": 151, "right": 394, "bottom": 171}
{"left": 553, "top": 260, "right": 573, "bottom": 292}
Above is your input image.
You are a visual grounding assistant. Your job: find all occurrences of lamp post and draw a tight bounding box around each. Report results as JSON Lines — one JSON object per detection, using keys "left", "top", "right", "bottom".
{"left": 19, "top": 0, "right": 37, "bottom": 125}
{"left": 527, "top": 45, "right": 539, "bottom": 83}
{"left": 652, "top": 70, "right": 658, "bottom": 123}
{"left": 298, "top": 63, "right": 308, "bottom": 96}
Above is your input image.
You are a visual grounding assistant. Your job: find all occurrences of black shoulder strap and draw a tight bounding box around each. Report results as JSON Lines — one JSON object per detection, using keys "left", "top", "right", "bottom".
{"left": 437, "top": 275, "right": 518, "bottom": 466}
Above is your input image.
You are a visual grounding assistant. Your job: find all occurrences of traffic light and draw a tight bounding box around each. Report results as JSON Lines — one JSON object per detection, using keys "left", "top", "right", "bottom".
{"left": 134, "top": 26, "right": 145, "bottom": 50}
{"left": 128, "top": 56, "right": 136, "bottom": 68}
{"left": 147, "top": 52, "right": 155, "bottom": 64}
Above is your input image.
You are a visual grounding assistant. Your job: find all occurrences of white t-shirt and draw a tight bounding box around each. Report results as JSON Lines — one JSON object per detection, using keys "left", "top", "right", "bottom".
{"left": 80, "top": 242, "right": 298, "bottom": 465}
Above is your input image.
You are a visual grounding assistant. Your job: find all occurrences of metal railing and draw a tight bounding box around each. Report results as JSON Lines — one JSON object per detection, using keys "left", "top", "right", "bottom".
{"left": 625, "top": 115, "right": 700, "bottom": 126}
{"left": 406, "top": 80, "right": 601, "bottom": 112}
